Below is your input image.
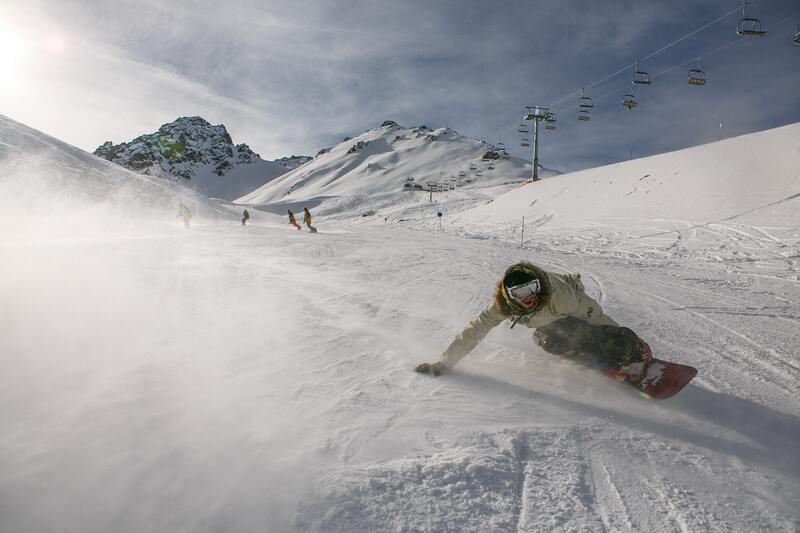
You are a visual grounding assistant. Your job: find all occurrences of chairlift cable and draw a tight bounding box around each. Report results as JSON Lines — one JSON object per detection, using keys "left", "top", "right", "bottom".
{"left": 499, "top": 6, "right": 800, "bottom": 157}
{"left": 547, "top": 5, "right": 741, "bottom": 109}
{"left": 639, "top": 6, "right": 741, "bottom": 63}
{"left": 548, "top": 7, "right": 800, "bottom": 115}
{"left": 649, "top": 9, "right": 800, "bottom": 83}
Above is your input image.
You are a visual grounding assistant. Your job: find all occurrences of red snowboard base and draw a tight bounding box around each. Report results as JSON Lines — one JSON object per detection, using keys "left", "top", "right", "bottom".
{"left": 603, "top": 358, "right": 698, "bottom": 400}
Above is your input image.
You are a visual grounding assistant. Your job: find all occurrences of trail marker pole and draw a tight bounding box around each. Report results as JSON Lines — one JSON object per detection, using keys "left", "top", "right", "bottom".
{"left": 521, "top": 216, "right": 524, "bottom": 246}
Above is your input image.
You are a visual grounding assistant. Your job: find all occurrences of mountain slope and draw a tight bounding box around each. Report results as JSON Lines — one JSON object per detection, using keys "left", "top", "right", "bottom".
{"left": 452, "top": 121, "right": 800, "bottom": 234}
{"left": 1, "top": 116, "right": 798, "bottom": 532}
{"left": 94, "top": 117, "right": 310, "bottom": 201}
{"left": 0, "top": 113, "right": 229, "bottom": 234}
{"left": 236, "top": 121, "right": 557, "bottom": 217}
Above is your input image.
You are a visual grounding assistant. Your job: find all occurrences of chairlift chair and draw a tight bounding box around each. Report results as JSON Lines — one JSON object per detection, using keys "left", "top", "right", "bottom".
{"left": 521, "top": 138, "right": 530, "bottom": 147}
{"left": 633, "top": 60, "right": 651, "bottom": 85}
{"left": 622, "top": 89, "right": 638, "bottom": 110}
{"left": 688, "top": 57, "right": 707, "bottom": 86}
{"left": 577, "top": 109, "right": 591, "bottom": 122}
{"left": 578, "top": 88, "right": 593, "bottom": 109}
{"left": 518, "top": 124, "right": 529, "bottom": 134}
{"left": 737, "top": 2, "right": 765, "bottom": 37}
{"left": 544, "top": 112, "right": 557, "bottom": 131}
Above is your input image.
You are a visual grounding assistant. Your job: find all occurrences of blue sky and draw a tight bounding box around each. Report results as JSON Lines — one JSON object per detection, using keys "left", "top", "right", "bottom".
{"left": 2, "top": 0, "right": 798, "bottom": 172}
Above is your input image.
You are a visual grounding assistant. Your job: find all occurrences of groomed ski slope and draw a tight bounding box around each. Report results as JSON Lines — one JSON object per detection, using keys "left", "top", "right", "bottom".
{"left": 3, "top": 222, "right": 797, "bottom": 532}
{"left": 2, "top": 116, "right": 800, "bottom": 532}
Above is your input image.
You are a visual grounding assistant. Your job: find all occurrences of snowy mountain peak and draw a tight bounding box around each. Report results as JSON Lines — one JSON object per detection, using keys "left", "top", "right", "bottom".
{"left": 93, "top": 116, "right": 312, "bottom": 200}
{"left": 93, "top": 116, "right": 257, "bottom": 180}
{"left": 236, "top": 120, "right": 558, "bottom": 213}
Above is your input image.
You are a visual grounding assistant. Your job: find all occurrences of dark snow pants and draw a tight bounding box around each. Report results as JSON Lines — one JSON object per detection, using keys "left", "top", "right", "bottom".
{"left": 533, "top": 317, "right": 646, "bottom": 370}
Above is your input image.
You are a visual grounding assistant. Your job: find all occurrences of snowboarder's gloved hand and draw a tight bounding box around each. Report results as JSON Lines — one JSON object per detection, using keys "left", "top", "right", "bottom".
{"left": 415, "top": 362, "right": 447, "bottom": 376}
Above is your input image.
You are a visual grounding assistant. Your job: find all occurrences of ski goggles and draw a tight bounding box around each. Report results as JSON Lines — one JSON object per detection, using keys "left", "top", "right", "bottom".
{"left": 506, "top": 278, "right": 541, "bottom": 301}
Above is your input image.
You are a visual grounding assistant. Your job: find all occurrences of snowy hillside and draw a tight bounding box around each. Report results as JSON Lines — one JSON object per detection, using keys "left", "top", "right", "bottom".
{"left": 1, "top": 117, "right": 799, "bottom": 533}
{"left": 94, "top": 117, "right": 310, "bottom": 201}
{"left": 237, "top": 120, "right": 558, "bottom": 219}
{"left": 0, "top": 114, "right": 229, "bottom": 237}
{"left": 451, "top": 121, "right": 800, "bottom": 235}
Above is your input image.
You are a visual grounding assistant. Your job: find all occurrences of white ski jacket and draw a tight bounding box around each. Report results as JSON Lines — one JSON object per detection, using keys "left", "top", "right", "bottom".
{"left": 439, "top": 263, "right": 617, "bottom": 368}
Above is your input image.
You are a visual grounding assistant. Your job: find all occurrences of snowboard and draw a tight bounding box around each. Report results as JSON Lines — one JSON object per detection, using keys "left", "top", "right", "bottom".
{"left": 603, "top": 358, "right": 697, "bottom": 399}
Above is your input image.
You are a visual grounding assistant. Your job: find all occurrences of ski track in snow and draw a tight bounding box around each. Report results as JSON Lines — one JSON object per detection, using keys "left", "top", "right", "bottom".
{"left": 270, "top": 218, "right": 799, "bottom": 531}
{"left": 3, "top": 214, "right": 800, "bottom": 532}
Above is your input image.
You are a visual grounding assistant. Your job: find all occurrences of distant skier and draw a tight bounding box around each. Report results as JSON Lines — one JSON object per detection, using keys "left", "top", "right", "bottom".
{"left": 241, "top": 209, "right": 250, "bottom": 226}
{"left": 177, "top": 202, "right": 192, "bottom": 228}
{"left": 288, "top": 209, "right": 302, "bottom": 230}
{"left": 303, "top": 207, "right": 318, "bottom": 233}
{"left": 415, "top": 261, "right": 652, "bottom": 381}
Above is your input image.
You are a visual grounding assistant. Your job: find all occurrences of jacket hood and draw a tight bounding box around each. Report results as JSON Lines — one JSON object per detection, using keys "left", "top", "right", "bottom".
{"left": 493, "top": 261, "right": 552, "bottom": 317}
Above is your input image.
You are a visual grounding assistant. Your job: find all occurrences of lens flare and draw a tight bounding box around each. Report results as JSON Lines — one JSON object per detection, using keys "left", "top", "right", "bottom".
{"left": 0, "top": 28, "right": 26, "bottom": 70}
{"left": 0, "top": 25, "right": 31, "bottom": 94}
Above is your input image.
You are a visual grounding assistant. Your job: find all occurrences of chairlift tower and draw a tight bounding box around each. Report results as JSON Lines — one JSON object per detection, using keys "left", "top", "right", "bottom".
{"left": 522, "top": 105, "right": 549, "bottom": 182}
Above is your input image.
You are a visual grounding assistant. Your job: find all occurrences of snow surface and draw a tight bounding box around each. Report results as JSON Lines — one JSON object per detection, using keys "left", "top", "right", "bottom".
{"left": 1, "top": 114, "right": 799, "bottom": 532}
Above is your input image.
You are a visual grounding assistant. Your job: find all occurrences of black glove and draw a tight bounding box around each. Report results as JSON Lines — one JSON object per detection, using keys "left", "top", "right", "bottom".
{"left": 415, "top": 362, "right": 447, "bottom": 376}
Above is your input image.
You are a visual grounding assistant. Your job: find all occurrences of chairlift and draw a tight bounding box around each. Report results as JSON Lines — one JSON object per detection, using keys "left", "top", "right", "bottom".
{"left": 578, "top": 88, "right": 593, "bottom": 109}
{"left": 737, "top": 2, "right": 765, "bottom": 37}
{"left": 577, "top": 109, "right": 591, "bottom": 122}
{"left": 521, "top": 138, "right": 530, "bottom": 147}
{"left": 622, "top": 86, "right": 638, "bottom": 109}
{"left": 544, "top": 112, "right": 557, "bottom": 131}
{"left": 688, "top": 57, "right": 706, "bottom": 86}
{"left": 794, "top": 25, "right": 800, "bottom": 46}
{"left": 518, "top": 123, "right": 529, "bottom": 134}
{"left": 632, "top": 60, "right": 651, "bottom": 85}
{"left": 523, "top": 105, "right": 549, "bottom": 121}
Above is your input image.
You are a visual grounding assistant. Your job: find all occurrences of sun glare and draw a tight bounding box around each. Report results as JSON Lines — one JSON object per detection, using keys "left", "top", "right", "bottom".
{"left": 0, "top": 28, "right": 27, "bottom": 72}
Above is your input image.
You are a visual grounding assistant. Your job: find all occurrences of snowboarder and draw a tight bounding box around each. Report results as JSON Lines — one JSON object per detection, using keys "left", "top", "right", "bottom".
{"left": 303, "top": 207, "right": 318, "bottom": 233}
{"left": 415, "top": 261, "right": 652, "bottom": 381}
{"left": 241, "top": 209, "right": 250, "bottom": 226}
{"left": 177, "top": 202, "right": 192, "bottom": 228}
{"left": 288, "top": 209, "right": 302, "bottom": 230}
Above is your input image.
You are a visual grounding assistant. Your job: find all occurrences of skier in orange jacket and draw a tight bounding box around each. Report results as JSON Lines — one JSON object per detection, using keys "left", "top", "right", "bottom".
{"left": 288, "top": 209, "right": 301, "bottom": 230}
